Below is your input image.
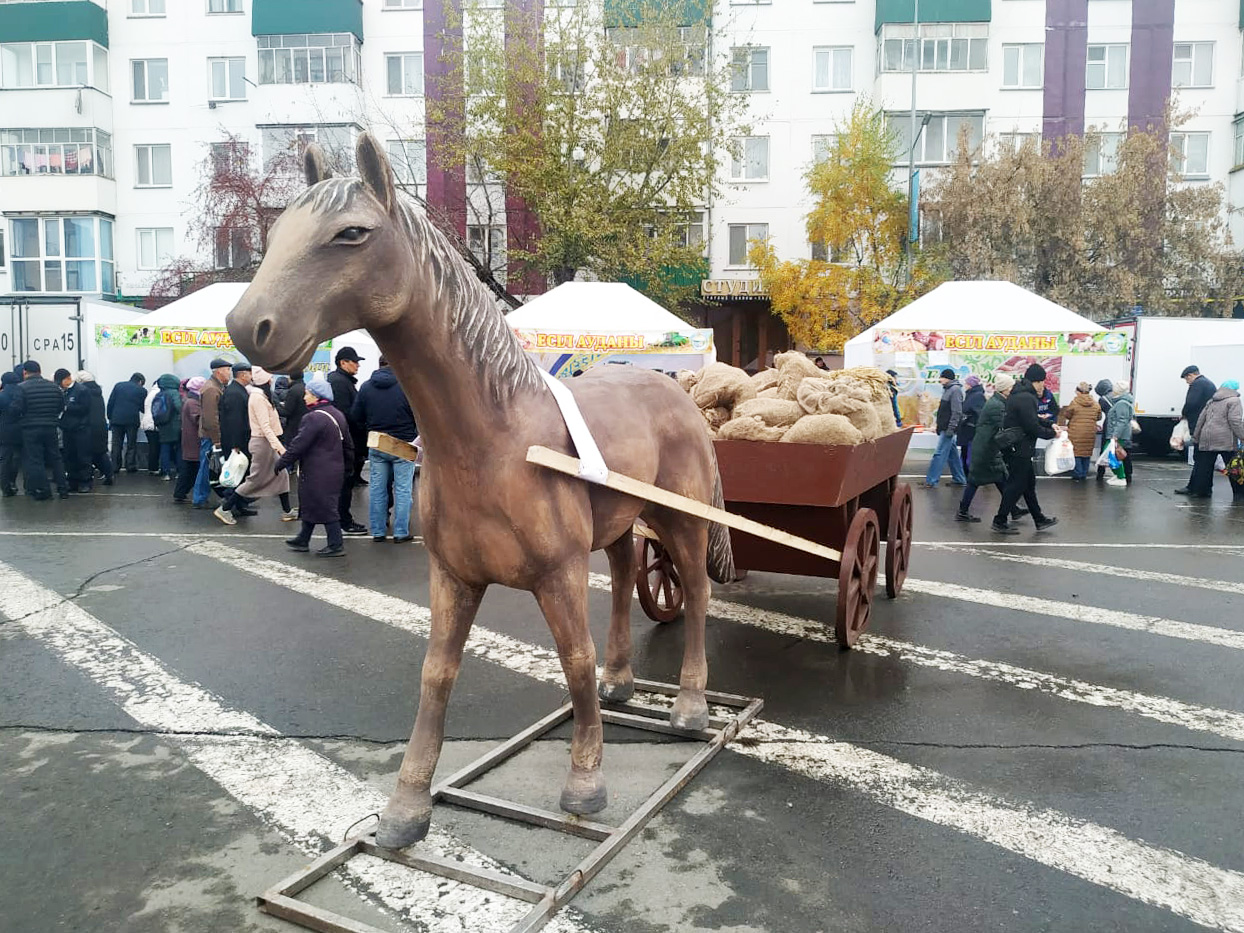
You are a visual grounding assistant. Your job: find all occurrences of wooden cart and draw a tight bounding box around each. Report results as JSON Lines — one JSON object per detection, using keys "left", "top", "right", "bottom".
{"left": 634, "top": 428, "right": 915, "bottom": 647}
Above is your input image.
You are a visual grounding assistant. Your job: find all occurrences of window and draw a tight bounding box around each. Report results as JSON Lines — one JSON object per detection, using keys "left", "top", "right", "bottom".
{"left": 468, "top": 225, "right": 506, "bottom": 278}
{"left": 811, "top": 134, "right": 837, "bottom": 164}
{"left": 209, "top": 58, "right": 246, "bottom": 101}
{"left": 1172, "top": 43, "right": 1213, "bottom": 88}
{"left": 1, "top": 41, "right": 104, "bottom": 89}
{"left": 730, "top": 136, "right": 769, "bottom": 181}
{"left": 258, "top": 34, "right": 361, "bottom": 85}
{"left": 387, "top": 139, "right": 426, "bottom": 186}
{"left": 886, "top": 112, "right": 984, "bottom": 164}
{"left": 385, "top": 53, "right": 423, "bottom": 95}
{"left": 879, "top": 23, "right": 988, "bottom": 73}
{"left": 208, "top": 0, "right": 243, "bottom": 11}
{"left": 647, "top": 211, "right": 706, "bottom": 250}
{"left": 727, "top": 223, "right": 768, "bottom": 266}
{"left": 548, "top": 48, "right": 585, "bottom": 93}
{"left": 466, "top": 152, "right": 503, "bottom": 185}
{"left": 214, "top": 227, "right": 253, "bottom": 269}
{"left": 210, "top": 140, "right": 249, "bottom": 177}
{"left": 1083, "top": 132, "right": 1122, "bottom": 176}
{"left": 811, "top": 240, "right": 852, "bottom": 263}
{"left": 132, "top": 58, "right": 169, "bottom": 102}
{"left": 1171, "top": 132, "right": 1209, "bottom": 177}
{"left": 731, "top": 0, "right": 771, "bottom": 5}
{"left": 730, "top": 47, "right": 769, "bottom": 92}
{"left": 1234, "top": 118, "right": 1244, "bottom": 169}
{"left": 1, "top": 128, "right": 112, "bottom": 177}
{"left": 998, "top": 131, "right": 1039, "bottom": 152}
{"left": 384, "top": 0, "right": 423, "bottom": 7}
{"left": 1002, "top": 43, "right": 1043, "bottom": 88}
{"left": 131, "top": 0, "right": 165, "bottom": 14}
{"left": 136, "top": 227, "right": 174, "bottom": 270}
{"left": 812, "top": 46, "right": 852, "bottom": 91}
{"left": 1086, "top": 44, "right": 1127, "bottom": 89}
{"left": 607, "top": 26, "right": 705, "bottom": 77}
{"left": 261, "top": 124, "right": 355, "bottom": 171}
{"left": 135, "top": 144, "right": 172, "bottom": 186}
{"left": 8, "top": 215, "right": 113, "bottom": 294}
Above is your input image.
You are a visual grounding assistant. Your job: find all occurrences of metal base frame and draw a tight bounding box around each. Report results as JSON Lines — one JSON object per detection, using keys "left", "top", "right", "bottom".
{"left": 257, "top": 679, "right": 763, "bottom": 933}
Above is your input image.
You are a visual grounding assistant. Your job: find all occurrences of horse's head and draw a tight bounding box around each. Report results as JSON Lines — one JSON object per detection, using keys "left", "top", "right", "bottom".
{"left": 227, "top": 133, "right": 415, "bottom": 372}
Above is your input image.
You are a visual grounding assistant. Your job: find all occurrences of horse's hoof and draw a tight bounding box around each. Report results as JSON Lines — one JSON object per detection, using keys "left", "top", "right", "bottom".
{"left": 560, "top": 768, "right": 607, "bottom": 816}
{"left": 670, "top": 692, "right": 710, "bottom": 732}
{"left": 374, "top": 810, "right": 430, "bottom": 849}
{"left": 598, "top": 677, "right": 635, "bottom": 703}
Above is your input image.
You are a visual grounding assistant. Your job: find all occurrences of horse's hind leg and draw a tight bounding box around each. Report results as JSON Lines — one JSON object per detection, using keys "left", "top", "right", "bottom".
{"left": 653, "top": 513, "right": 711, "bottom": 732}
{"left": 599, "top": 533, "right": 638, "bottom": 703}
{"left": 534, "top": 556, "right": 608, "bottom": 815}
{"left": 376, "top": 555, "right": 484, "bottom": 849}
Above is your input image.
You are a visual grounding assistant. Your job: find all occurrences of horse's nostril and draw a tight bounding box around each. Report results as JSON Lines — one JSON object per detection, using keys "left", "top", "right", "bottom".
{"left": 255, "top": 319, "right": 272, "bottom": 348}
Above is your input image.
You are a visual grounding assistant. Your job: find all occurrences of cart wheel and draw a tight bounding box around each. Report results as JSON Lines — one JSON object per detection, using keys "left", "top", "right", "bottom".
{"left": 835, "top": 508, "right": 880, "bottom": 648}
{"left": 885, "top": 483, "right": 914, "bottom": 598}
{"left": 635, "top": 538, "right": 684, "bottom": 623}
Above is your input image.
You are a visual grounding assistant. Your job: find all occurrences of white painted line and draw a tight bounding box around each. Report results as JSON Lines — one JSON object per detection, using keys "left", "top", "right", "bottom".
{"left": 186, "top": 542, "right": 1244, "bottom": 930}
{"left": 922, "top": 546, "right": 1244, "bottom": 596}
{"left": 0, "top": 560, "right": 589, "bottom": 933}
{"left": 904, "top": 578, "right": 1244, "bottom": 651}
{"left": 914, "top": 542, "right": 1244, "bottom": 550}
{"left": 0, "top": 531, "right": 424, "bottom": 542}
{"left": 584, "top": 574, "right": 1244, "bottom": 745}
{"left": 901, "top": 474, "right": 1071, "bottom": 481}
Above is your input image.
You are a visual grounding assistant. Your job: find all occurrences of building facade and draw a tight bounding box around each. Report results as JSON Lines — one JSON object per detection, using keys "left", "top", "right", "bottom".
{"left": 1, "top": 0, "right": 1241, "bottom": 347}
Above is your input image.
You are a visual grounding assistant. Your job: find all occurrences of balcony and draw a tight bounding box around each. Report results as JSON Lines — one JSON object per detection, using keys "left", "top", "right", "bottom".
{"left": 1, "top": 87, "right": 113, "bottom": 131}
{"left": 0, "top": 172, "right": 116, "bottom": 215}
{"left": 0, "top": 1, "right": 108, "bottom": 46}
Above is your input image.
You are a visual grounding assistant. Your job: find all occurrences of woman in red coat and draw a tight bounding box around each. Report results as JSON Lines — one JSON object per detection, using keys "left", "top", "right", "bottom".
{"left": 274, "top": 376, "right": 354, "bottom": 557}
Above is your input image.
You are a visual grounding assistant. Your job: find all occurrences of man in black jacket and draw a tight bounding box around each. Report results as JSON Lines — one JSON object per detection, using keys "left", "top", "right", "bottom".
{"left": 352, "top": 358, "right": 418, "bottom": 542}
{"left": 107, "top": 373, "right": 147, "bottom": 473}
{"left": 327, "top": 347, "right": 368, "bottom": 536}
{"left": 0, "top": 371, "right": 23, "bottom": 496}
{"left": 11, "top": 360, "right": 68, "bottom": 500}
{"left": 219, "top": 362, "right": 252, "bottom": 455}
{"left": 64, "top": 373, "right": 113, "bottom": 492}
{"left": 282, "top": 370, "right": 307, "bottom": 446}
{"left": 1175, "top": 365, "right": 1216, "bottom": 495}
{"left": 992, "top": 363, "right": 1059, "bottom": 535}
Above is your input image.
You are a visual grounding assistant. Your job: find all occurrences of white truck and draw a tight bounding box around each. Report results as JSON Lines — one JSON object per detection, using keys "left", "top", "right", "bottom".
{"left": 1111, "top": 316, "right": 1244, "bottom": 455}
{"left": 3, "top": 295, "right": 145, "bottom": 384}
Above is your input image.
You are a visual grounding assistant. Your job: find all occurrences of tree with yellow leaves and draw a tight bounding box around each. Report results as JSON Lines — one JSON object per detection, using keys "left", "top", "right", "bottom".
{"left": 749, "top": 103, "right": 942, "bottom": 352}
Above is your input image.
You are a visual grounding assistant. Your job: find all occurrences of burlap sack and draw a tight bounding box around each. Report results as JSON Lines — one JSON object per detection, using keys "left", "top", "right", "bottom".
{"left": 676, "top": 370, "right": 700, "bottom": 393}
{"left": 718, "top": 416, "right": 788, "bottom": 442}
{"left": 795, "top": 377, "right": 836, "bottom": 415}
{"left": 773, "top": 351, "right": 820, "bottom": 402}
{"left": 692, "top": 363, "right": 757, "bottom": 410}
{"left": 750, "top": 368, "right": 780, "bottom": 392}
{"left": 757, "top": 387, "right": 780, "bottom": 399}
{"left": 702, "top": 405, "right": 732, "bottom": 430}
{"left": 733, "top": 397, "right": 804, "bottom": 428}
{"left": 780, "top": 413, "right": 864, "bottom": 446}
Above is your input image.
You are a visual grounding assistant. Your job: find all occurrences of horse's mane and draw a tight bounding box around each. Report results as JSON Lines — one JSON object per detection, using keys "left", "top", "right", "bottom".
{"left": 294, "top": 178, "right": 542, "bottom": 404}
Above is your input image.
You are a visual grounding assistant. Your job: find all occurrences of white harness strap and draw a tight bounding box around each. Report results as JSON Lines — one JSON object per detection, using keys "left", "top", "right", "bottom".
{"left": 538, "top": 369, "right": 609, "bottom": 485}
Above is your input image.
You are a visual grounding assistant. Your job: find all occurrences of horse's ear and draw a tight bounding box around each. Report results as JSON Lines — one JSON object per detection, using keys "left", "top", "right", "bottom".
{"left": 304, "top": 144, "right": 331, "bottom": 186}
{"left": 356, "top": 132, "right": 395, "bottom": 214}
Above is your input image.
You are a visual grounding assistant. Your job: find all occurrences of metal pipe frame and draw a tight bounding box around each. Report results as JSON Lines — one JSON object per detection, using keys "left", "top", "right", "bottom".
{"left": 256, "top": 681, "right": 763, "bottom": 933}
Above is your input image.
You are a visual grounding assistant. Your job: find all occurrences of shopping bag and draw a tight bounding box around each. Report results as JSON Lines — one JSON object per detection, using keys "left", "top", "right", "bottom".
{"left": 1044, "top": 436, "right": 1076, "bottom": 475}
{"left": 1170, "top": 419, "right": 1190, "bottom": 451}
{"left": 218, "top": 449, "right": 250, "bottom": 488}
{"left": 1096, "top": 439, "right": 1116, "bottom": 468}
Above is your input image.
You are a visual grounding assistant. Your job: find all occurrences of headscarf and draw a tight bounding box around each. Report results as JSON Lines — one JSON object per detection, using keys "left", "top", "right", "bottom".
{"left": 251, "top": 366, "right": 272, "bottom": 387}
{"left": 1222, "top": 379, "right": 1240, "bottom": 391}
{"left": 992, "top": 373, "right": 1015, "bottom": 395}
{"left": 186, "top": 376, "right": 207, "bottom": 394}
{"left": 964, "top": 375, "right": 982, "bottom": 389}
{"left": 306, "top": 376, "right": 334, "bottom": 401}
{"left": 76, "top": 370, "right": 95, "bottom": 383}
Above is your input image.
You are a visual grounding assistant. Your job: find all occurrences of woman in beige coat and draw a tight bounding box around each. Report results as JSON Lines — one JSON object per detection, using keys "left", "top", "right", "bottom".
{"left": 215, "top": 367, "right": 295, "bottom": 525}
{"left": 1057, "top": 381, "right": 1102, "bottom": 480}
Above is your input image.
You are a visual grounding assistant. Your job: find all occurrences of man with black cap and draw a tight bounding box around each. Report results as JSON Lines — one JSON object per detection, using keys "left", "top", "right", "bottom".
{"left": 922, "top": 368, "right": 967, "bottom": 487}
{"left": 217, "top": 362, "right": 255, "bottom": 514}
{"left": 106, "top": 372, "right": 147, "bottom": 473}
{"left": 328, "top": 346, "right": 368, "bottom": 486}
{"left": 11, "top": 360, "right": 68, "bottom": 500}
{"left": 0, "top": 371, "right": 23, "bottom": 496}
{"left": 992, "top": 363, "right": 1059, "bottom": 534}
{"left": 1175, "top": 365, "right": 1216, "bottom": 495}
{"left": 194, "top": 358, "right": 232, "bottom": 508}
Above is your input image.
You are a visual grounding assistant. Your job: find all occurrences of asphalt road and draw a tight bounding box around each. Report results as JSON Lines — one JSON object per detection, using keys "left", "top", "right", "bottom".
{"left": 2, "top": 452, "right": 1242, "bottom": 933}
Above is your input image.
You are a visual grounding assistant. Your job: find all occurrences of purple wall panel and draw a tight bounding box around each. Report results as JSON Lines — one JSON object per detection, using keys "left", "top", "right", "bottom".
{"left": 1127, "top": 0, "right": 1175, "bottom": 133}
{"left": 424, "top": 0, "right": 467, "bottom": 240}
{"left": 1042, "top": 0, "right": 1088, "bottom": 144}
{"left": 504, "top": 0, "right": 546, "bottom": 295}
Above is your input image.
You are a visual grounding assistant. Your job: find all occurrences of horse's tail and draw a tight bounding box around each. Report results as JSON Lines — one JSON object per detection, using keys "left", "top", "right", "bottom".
{"left": 706, "top": 460, "right": 735, "bottom": 584}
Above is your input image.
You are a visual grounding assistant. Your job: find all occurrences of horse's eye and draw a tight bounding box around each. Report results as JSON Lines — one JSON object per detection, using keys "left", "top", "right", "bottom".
{"left": 334, "top": 226, "right": 370, "bottom": 243}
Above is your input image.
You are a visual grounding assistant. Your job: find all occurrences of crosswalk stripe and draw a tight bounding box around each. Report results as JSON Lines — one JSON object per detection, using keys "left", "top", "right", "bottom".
{"left": 583, "top": 575, "right": 1244, "bottom": 743}
{"left": 903, "top": 578, "right": 1244, "bottom": 650}
{"left": 921, "top": 545, "right": 1244, "bottom": 596}
{"left": 184, "top": 540, "right": 1244, "bottom": 931}
{"left": 0, "top": 560, "right": 593, "bottom": 933}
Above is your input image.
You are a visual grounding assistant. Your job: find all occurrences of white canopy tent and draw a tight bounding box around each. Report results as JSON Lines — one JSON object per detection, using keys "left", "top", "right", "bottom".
{"left": 506, "top": 282, "right": 715, "bottom": 378}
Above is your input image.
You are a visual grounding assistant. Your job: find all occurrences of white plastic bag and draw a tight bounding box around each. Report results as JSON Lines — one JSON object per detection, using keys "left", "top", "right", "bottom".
{"left": 1096, "top": 439, "right": 1116, "bottom": 468}
{"left": 1170, "top": 419, "right": 1190, "bottom": 451}
{"left": 1045, "top": 436, "right": 1076, "bottom": 475}
{"left": 219, "top": 449, "right": 250, "bottom": 488}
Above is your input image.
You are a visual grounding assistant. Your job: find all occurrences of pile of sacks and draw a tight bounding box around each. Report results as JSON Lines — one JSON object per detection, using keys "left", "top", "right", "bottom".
{"left": 679, "top": 351, "right": 899, "bottom": 446}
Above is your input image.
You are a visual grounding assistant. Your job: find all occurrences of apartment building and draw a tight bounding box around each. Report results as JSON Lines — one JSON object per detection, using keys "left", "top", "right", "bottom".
{"left": 1, "top": 0, "right": 1241, "bottom": 361}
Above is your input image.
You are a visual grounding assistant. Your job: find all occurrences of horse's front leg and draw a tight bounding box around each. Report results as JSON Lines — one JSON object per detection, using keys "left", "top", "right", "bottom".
{"left": 598, "top": 532, "right": 638, "bottom": 703}
{"left": 534, "top": 556, "right": 607, "bottom": 815}
{"left": 375, "top": 555, "right": 484, "bottom": 849}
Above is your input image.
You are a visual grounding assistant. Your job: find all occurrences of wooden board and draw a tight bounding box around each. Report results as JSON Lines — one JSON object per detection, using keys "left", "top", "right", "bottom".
{"left": 368, "top": 431, "right": 419, "bottom": 461}
{"left": 526, "top": 445, "right": 843, "bottom": 564}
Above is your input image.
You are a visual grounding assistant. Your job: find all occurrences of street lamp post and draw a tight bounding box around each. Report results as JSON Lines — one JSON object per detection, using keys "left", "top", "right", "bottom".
{"left": 905, "top": 0, "right": 920, "bottom": 281}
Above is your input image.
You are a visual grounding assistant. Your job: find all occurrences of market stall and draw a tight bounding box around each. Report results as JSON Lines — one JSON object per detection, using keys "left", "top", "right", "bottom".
{"left": 844, "top": 281, "right": 1128, "bottom": 435}
{"left": 506, "top": 282, "right": 715, "bottom": 378}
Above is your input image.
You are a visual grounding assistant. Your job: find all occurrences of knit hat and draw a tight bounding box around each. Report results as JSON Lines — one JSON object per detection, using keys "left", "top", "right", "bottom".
{"left": 1223, "top": 379, "right": 1240, "bottom": 391}
{"left": 251, "top": 366, "right": 272, "bottom": 387}
{"left": 186, "top": 376, "right": 207, "bottom": 393}
{"left": 964, "top": 375, "right": 982, "bottom": 388}
{"left": 939, "top": 368, "right": 956, "bottom": 380}
{"left": 1, "top": 372, "right": 18, "bottom": 386}
{"left": 306, "top": 376, "right": 334, "bottom": 401}
{"left": 1023, "top": 363, "right": 1047, "bottom": 382}
{"left": 1095, "top": 378, "right": 1113, "bottom": 396}
{"left": 1076, "top": 381, "right": 1091, "bottom": 394}
{"left": 993, "top": 373, "right": 1015, "bottom": 394}
{"left": 76, "top": 370, "right": 95, "bottom": 383}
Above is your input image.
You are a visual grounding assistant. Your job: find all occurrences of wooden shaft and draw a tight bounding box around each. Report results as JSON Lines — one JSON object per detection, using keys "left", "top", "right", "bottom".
{"left": 367, "top": 431, "right": 420, "bottom": 461}
{"left": 525, "top": 445, "right": 843, "bottom": 564}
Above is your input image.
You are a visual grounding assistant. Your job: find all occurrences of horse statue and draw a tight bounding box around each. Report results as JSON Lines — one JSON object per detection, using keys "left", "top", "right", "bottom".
{"left": 226, "top": 133, "right": 734, "bottom": 849}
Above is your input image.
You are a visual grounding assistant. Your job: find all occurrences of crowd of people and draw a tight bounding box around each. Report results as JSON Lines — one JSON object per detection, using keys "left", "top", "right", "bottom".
{"left": 0, "top": 348, "right": 421, "bottom": 557}
{"left": 921, "top": 362, "right": 1244, "bottom": 533}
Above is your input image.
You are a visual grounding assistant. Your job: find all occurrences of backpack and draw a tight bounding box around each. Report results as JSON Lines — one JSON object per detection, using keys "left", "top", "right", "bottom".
{"left": 152, "top": 390, "right": 172, "bottom": 426}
